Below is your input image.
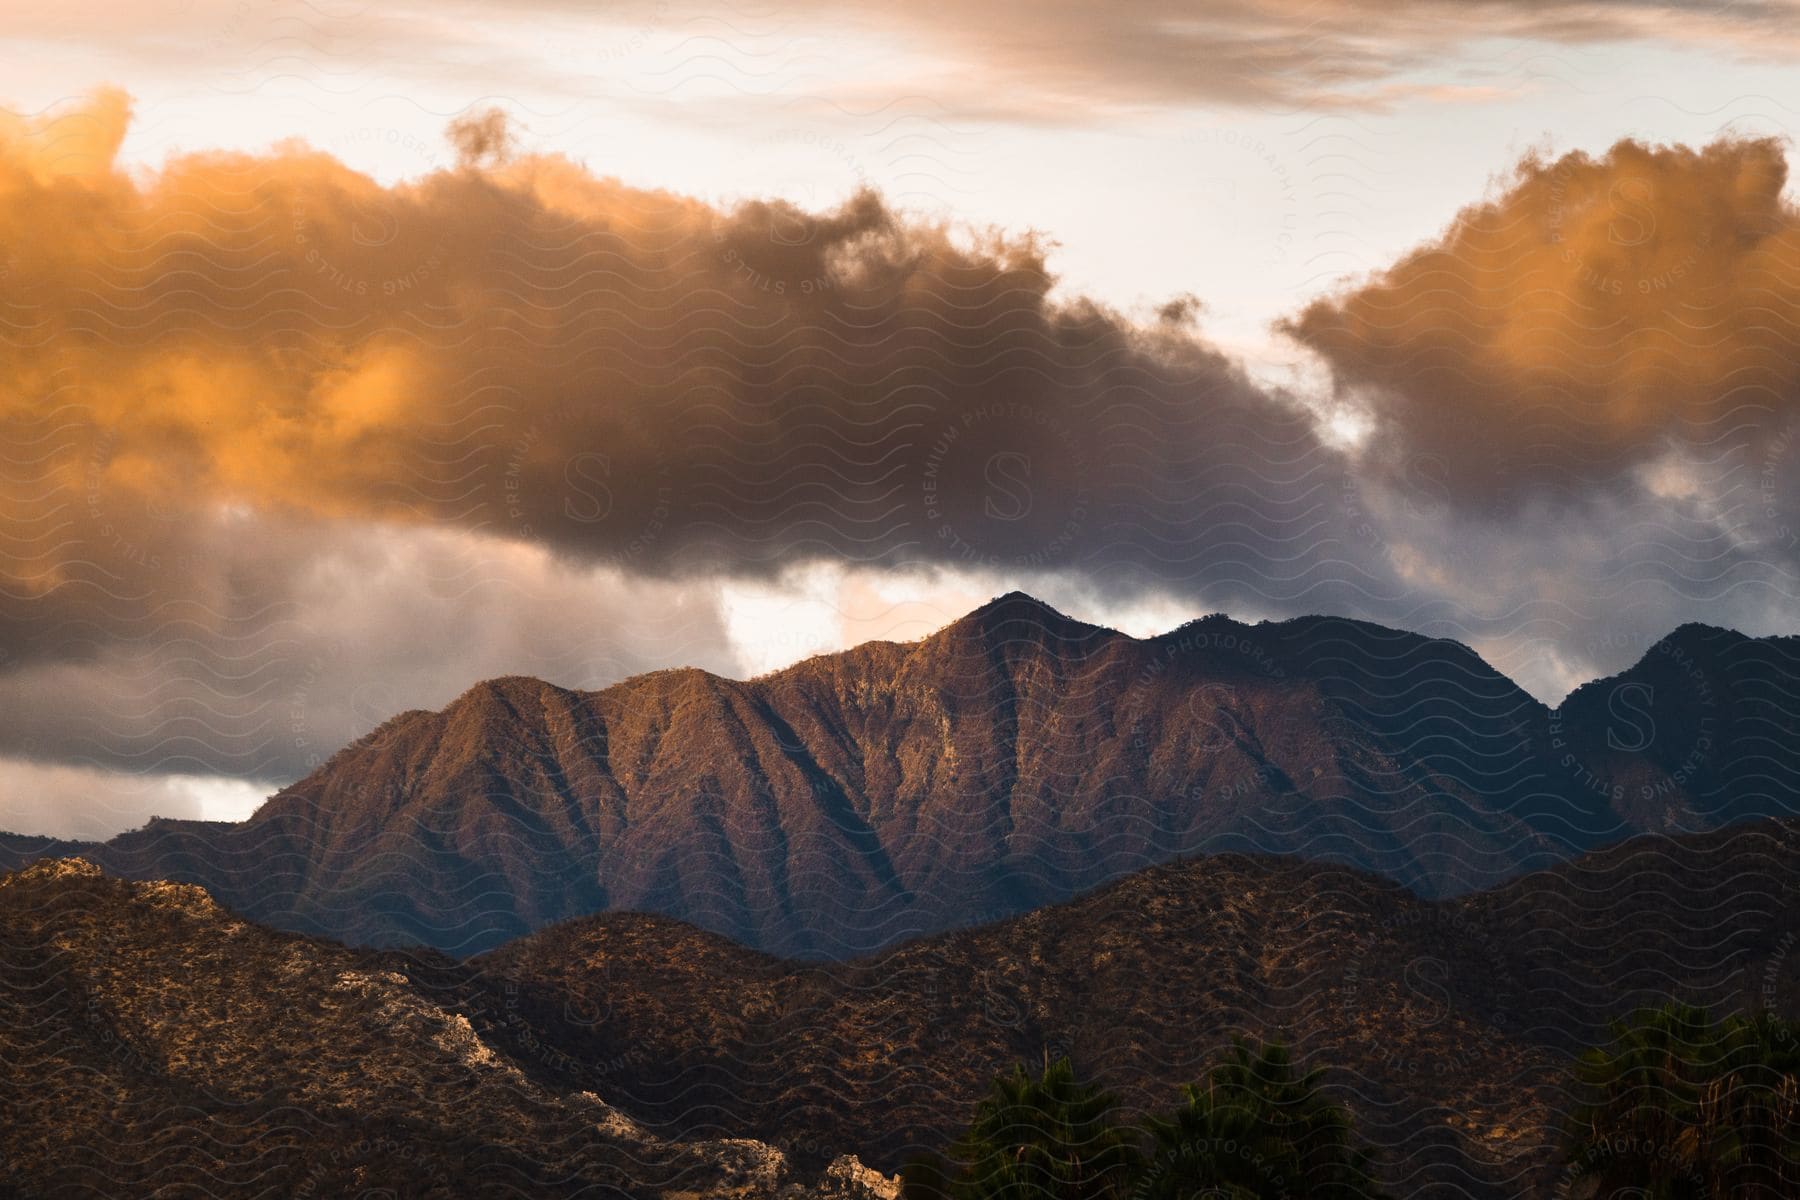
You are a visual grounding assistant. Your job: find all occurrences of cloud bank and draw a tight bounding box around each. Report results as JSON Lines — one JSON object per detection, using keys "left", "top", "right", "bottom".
{"left": 1, "top": 92, "right": 1334, "bottom": 584}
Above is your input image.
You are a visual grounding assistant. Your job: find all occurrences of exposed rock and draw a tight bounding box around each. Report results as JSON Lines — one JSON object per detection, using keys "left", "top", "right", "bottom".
{"left": 0, "top": 858, "right": 894, "bottom": 1199}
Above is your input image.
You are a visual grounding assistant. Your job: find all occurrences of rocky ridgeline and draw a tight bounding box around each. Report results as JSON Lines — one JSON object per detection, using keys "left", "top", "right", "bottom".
{"left": 4, "top": 596, "right": 1795, "bottom": 960}
{"left": 0, "top": 858, "right": 897, "bottom": 1200}
{"left": 6, "top": 810, "right": 1800, "bottom": 1198}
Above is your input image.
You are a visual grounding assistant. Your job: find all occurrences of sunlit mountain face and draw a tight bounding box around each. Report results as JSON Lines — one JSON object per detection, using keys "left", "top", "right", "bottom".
{"left": 3, "top": 4, "right": 1800, "bottom": 1199}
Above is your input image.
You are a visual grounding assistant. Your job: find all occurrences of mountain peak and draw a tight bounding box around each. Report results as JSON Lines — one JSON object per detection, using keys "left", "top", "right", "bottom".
{"left": 971, "top": 589, "right": 1065, "bottom": 617}
{"left": 1562, "top": 622, "right": 1757, "bottom": 694}
{"left": 0, "top": 856, "right": 103, "bottom": 889}
{"left": 945, "top": 591, "right": 1108, "bottom": 643}
{"left": 9, "top": 604, "right": 1797, "bottom": 961}
{"left": 1650, "top": 621, "right": 1748, "bottom": 652}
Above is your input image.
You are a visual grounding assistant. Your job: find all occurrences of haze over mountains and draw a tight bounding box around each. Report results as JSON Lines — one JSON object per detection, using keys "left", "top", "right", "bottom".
{"left": 3, "top": 593, "right": 1796, "bottom": 957}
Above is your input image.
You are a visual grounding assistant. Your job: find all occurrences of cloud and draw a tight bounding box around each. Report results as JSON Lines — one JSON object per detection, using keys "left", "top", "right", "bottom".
{"left": 0, "top": 90, "right": 1380, "bottom": 808}
{"left": 1282, "top": 136, "right": 1800, "bottom": 514}
{"left": 0, "top": 90, "right": 1352, "bottom": 596}
{"left": 13, "top": 1, "right": 1800, "bottom": 120}
{"left": 1275, "top": 135, "right": 1800, "bottom": 701}
{"left": 0, "top": 84, "right": 130, "bottom": 180}
{"left": 0, "top": 513, "right": 743, "bottom": 787}
{"left": 0, "top": 757, "right": 267, "bottom": 840}
{"left": 446, "top": 106, "right": 517, "bottom": 168}
{"left": 6, "top": 94, "right": 1799, "bottom": 839}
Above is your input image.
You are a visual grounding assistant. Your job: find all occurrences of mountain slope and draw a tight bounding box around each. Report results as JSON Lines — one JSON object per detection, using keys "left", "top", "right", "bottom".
{"left": 0, "top": 857, "right": 896, "bottom": 1200}
{"left": 2, "top": 595, "right": 1793, "bottom": 956}
{"left": 1555, "top": 622, "right": 1800, "bottom": 831}
{"left": 473, "top": 816, "right": 1800, "bottom": 1200}
{"left": 3, "top": 817, "right": 1795, "bottom": 1199}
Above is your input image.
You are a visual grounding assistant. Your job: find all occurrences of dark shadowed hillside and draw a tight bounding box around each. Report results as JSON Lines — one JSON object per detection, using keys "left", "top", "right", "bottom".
{"left": 0, "top": 857, "right": 897, "bottom": 1200}
{"left": 1554, "top": 622, "right": 1800, "bottom": 832}
{"left": 2, "top": 595, "right": 1794, "bottom": 957}
{"left": 3, "top": 818, "right": 1796, "bottom": 1199}
{"left": 467, "top": 817, "right": 1800, "bottom": 1200}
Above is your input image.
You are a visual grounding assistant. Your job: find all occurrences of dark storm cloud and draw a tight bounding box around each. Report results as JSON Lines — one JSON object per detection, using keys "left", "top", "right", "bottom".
{"left": 1274, "top": 135, "right": 1800, "bottom": 697}
{"left": 0, "top": 92, "right": 1358, "bottom": 597}
{"left": 0, "top": 92, "right": 1379, "bottom": 785}
{"left": 0, "top": 508, "right": 743, "bottom": 785}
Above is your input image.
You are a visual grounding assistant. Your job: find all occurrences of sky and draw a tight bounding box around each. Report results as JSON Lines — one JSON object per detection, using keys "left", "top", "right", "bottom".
{"left": 3, "top": 0, "right": 1800, "bottom": 836}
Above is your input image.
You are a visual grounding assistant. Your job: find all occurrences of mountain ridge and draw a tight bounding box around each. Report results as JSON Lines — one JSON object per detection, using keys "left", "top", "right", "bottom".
{"left": 2, "top": 593, "right": 1795, "bottom": 957}
{"left": 11, "top": 813, "right": 1794, "bottom": 1198}
{"left": 465, "top": 812, "right": 1800, "bottom": 1198}
{"left": 0, "top": 855, "right": 901, "bottom": 1200}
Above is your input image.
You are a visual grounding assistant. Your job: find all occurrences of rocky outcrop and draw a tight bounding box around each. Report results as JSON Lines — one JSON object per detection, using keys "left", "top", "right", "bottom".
{"left": 0, "top": 858, "right": 896, "bottom": 1200}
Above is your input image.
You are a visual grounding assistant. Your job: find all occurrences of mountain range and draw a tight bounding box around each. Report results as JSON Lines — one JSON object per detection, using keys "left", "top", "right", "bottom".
{"left": 3, "top": 593, "right": 1796, "bottom": 956}
{"left": 5, "top": 814, "right": 1797, "bottom": 1198}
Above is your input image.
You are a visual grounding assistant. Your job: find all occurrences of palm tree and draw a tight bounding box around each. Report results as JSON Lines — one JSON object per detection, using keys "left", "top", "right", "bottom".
{"left": 942, "top": 1056, "right": 1141, "bottom": 1200}
{"left": 1564, "top": 1001, "right": 1717, "bottom": 1198}
{"left": 1704, "top": 1010, "right": 1800, "bottom": 1197}
{"left": 900, "top": 1150, "right": 956, "bottom": 1200}
{"left": 1135, "top": 1038, "right": 1387, "bottom": 1199}
{"left": 1564, "top": 1003, "right": 1800, "bottom": 1199}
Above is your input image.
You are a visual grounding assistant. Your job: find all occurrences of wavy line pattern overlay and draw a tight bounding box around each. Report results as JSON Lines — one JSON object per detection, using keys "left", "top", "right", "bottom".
{"left": 4, "top": 6, "right": 1800, "bottom": 1198}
